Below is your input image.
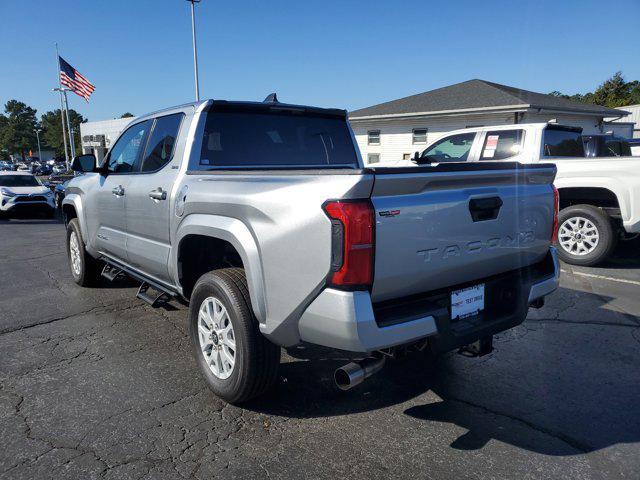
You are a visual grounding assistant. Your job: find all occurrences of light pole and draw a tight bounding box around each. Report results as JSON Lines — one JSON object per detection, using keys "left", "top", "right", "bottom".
{"left": 187, "top": 0, "right": 201, "bottom": 101}
{"left": 35, "top": 128, "right": 43, "bottom": 164}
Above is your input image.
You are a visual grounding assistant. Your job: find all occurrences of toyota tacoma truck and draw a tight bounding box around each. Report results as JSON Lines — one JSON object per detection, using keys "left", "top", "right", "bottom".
{"left": 62, "top": 97, "right": 559, "bottom": 403}
{"left": 390, "top": 123, "right": 640, "bottom": 266}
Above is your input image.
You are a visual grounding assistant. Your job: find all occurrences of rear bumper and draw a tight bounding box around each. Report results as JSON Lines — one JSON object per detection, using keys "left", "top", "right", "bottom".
{"left": 298, "top": 248, "right": 560, "bottom": 353}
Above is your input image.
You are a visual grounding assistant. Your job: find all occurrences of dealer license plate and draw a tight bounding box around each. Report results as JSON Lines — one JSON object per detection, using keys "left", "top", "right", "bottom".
{"left": 451, "top": 284, "right": 485, "bottom": 320}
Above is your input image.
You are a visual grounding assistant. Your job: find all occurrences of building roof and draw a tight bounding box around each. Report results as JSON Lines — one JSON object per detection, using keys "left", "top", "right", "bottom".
{"left": 349, "top": 79, "right": 628, "bottom": 119}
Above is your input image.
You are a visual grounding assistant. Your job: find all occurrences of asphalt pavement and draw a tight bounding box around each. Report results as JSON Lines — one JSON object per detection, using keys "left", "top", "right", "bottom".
{"left": 1, "top": 217, "right": 638, "bottom": 479}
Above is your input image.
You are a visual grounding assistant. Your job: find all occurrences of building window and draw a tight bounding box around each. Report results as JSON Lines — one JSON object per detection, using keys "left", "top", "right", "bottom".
{"left": 367, "top": 153, "right": 380, "bottom": 164}
{"left": 412, "top": 128, "right": 427, "bottom": 144}
{"left": 367, "top": 130, "right": 380, "bottom": 145}
{"left": 402, "top": 153, "right": 411, "bottom": 160}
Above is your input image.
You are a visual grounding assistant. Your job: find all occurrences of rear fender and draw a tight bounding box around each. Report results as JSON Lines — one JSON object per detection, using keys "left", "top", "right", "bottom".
{"left": 554, "top": 177, "right": 627, "bottom": 220}
{"left": 172, "top": 214, "right": 266, "bottom": 323}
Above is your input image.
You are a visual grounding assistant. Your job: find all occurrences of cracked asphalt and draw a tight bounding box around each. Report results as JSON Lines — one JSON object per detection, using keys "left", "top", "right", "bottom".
{"left": 1, "top": 217, "right": 639, "bottom": 479}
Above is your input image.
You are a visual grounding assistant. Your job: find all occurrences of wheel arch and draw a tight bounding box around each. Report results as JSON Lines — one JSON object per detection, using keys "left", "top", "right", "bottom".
{"left": 173, "top": 214, "right": 267, "bottom": 323}
{"left": 555, "top": 180, "right": 627, "bottom": 220}
{"left": 61, "top": 194, "right": 88, "bottom": 241}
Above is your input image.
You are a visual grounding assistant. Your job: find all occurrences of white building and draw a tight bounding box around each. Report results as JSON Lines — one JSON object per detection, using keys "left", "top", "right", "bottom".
{"left": 79, "top": 117, "right": 136, "bottom": 163}
{"left": 349, "top": 79, "right": 629, "bottom": 164}
{"left": 606, "top": 103, "right": 640, "bottom": 138}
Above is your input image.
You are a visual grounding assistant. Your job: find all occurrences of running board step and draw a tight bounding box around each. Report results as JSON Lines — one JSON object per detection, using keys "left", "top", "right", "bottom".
{"left": 101, "top": 264, "right": 123, "bottom": 282}
{"left": 136, "top": 282, "right": 172, "bottom": 308}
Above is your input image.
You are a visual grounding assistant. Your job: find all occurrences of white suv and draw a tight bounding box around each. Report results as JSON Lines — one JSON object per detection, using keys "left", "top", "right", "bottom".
{"left": 0, "top": 172, "right": 56, "bottom": 218}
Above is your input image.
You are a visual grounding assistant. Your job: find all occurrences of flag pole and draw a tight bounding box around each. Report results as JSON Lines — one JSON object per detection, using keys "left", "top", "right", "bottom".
{"left": 55, "top": 43, "right": 70, "bottom": 167}
{"left": 62, "top": 89, "right": 76, "bottom": 158}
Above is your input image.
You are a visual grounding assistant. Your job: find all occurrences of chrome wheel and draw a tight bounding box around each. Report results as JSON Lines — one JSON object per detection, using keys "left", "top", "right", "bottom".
{"left": 198, "top": 297, "right": 236, "bottom": 379}
{"left": 558, "top": 216, "right": 600, "bottom": 256}
{"left": 69, "top": 231, "right": 82, "bottom": 275}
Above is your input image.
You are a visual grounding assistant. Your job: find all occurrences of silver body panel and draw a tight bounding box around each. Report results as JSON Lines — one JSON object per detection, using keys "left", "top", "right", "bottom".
{"left": 64, "top": 101, "right": 559, "bottom": 351}
{"left": 370, "top": 166, "right": 557, "bottom": 302}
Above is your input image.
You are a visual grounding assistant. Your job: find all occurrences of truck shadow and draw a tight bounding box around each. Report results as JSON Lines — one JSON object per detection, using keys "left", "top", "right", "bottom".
{"left": 245, "top": 287, "right": 640, "bottom": 457}
{"left": 596, "top": 236, "right": 640, "bottom": 270}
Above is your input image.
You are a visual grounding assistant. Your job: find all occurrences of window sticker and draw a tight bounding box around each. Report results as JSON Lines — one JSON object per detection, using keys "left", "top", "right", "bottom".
{"left": 484, "top": 134, "right": 499, "bottom": 158}
{"left": 207, "top": 132, "right": 222, "bottom": 151}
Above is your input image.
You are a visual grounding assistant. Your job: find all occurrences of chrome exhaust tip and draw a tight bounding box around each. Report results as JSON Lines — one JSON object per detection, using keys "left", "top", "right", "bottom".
{"left": 334, "top": 356, "right": 386, "bottom": 391}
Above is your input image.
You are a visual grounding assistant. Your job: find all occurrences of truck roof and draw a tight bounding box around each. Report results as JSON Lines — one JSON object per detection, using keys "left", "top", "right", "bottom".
{"left": 134, "top": 99, "right": 348, "bottom": 123}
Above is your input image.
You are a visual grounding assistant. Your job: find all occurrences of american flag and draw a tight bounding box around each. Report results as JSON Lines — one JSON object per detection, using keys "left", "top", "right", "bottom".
{"left": 59, "top": 56, "right": 95, "bottom": 101}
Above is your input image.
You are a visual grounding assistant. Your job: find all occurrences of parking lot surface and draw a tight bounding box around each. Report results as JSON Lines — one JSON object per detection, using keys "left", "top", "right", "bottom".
{"left": 1, "top": 217, "right": 639, "bottom": 480}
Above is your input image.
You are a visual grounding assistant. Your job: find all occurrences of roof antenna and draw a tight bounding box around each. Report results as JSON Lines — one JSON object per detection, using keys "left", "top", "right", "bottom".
{"left": 263, "top": 92, "right": 279, "bottom": 103}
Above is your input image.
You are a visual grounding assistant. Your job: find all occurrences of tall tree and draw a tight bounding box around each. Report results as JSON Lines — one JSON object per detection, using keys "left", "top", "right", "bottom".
{"left": 549, "top": 72, "right": 639, "bottom": 108}
{"left": 0, "top": 100, "right": 38, "bottom": 160}
{"left": 40, "top": 109, "right": 86, "bottom": 158}
{"left": 591, "top": 72, "right": 632, "bottom": 108}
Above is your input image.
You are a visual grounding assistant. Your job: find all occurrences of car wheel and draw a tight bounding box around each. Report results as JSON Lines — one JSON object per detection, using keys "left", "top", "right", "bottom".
{"left": 66, "top": 218, "right": 101, "bottom": 286}
{"left": 189, "top": 268, "right": 280, "bottom": 404}
{"left": 555, "top": 204, "right": 617, "bottom": 267}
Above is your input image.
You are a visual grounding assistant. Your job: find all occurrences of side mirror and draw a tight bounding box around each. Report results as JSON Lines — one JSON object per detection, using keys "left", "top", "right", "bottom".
{"left": 413, "top": 151, "right": 420, "bottom": 162}
{"left": 71, "top": 154, "right": 97, "bottom": 173}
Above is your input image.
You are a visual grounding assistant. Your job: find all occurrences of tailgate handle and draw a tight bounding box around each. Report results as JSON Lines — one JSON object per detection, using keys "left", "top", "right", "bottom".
{"left": 469, "top": 196, "right": 503, "bottom": 222}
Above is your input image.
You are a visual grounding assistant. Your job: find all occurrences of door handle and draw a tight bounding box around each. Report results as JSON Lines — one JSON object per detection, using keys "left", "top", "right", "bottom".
{"left": 148, "top": 187, "right": 167, "bottom": 201}
{"left": 112, "top": 185, "right": 125, "bottom": 197}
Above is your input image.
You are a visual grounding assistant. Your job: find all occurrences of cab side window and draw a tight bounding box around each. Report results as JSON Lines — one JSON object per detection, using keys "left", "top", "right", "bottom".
{"left": 421, "top": 133, "right": 476, "bottom": 163}
{"left": 480, "top": 130, "right": 525, "bottom": 160}
{"left": 140, "top": 114, "right": 183, "bottom": 172}
{"left": 105, "top": 121, "right": 151, "bottom": 173}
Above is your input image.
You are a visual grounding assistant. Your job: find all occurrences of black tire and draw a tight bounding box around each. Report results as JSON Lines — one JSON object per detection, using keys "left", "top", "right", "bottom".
{"left": 66, "top": 218, "right": 101, "bottom": 286}
{"left": 189, "top": 268, "right": 280, "bottom": 404}
{"left": 555, "top": 204, "right": 618, "bottom": 266}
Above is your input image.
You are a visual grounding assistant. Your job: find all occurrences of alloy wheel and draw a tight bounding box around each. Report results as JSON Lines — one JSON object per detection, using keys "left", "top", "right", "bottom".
{"left": 197, "top": 296, "right": 236, "bottom": 379}
{"left": 558, "top": 216, "right": 600, "bottom": 256}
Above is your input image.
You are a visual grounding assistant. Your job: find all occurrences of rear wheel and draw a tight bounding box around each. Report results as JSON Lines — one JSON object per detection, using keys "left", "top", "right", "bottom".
{"left": 189, "top": 268, "right": 280, "bottom": 404}
{"left": 66, "top": 218, "right": 101, "bottom": 286}
{"left": 555, "top": 204, "right": 617, "bottom": 266}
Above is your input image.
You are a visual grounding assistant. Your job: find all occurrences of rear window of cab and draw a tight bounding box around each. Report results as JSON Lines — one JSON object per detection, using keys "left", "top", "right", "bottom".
{"left": 196, "top": 109, "right": 359, "bottom": 169}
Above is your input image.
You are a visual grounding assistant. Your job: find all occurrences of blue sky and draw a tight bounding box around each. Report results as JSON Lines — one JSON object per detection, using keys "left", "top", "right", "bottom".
{"left": 1, "top": 0, "right": 638, "bottom": 121}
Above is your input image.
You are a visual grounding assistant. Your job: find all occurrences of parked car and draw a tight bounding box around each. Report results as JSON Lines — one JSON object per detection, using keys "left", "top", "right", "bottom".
{"left": 16, "top": 163, "right": 29, "bottom": 171}
{"left": 35, "top": 164, "right": 53, "bottom": 176}
{"left": 0, "top": 171, "right": 56, "bottom": 218}
{"left": 398, "top": 123, "right": 640, "bottom": 266}
{"left": 0, "top": 161, "right": 12, "bottom": 171}
{"left": 52, "top": 163, "right": 68, "bottom": 175}
{"left": 53, "top": 178, "right": 72, "bottom": 209}
{"left": 62, "top": 98, "right": 559, "bottom": 403}
{"left": 582, "top": 134, "right": 632, "bottom": 157}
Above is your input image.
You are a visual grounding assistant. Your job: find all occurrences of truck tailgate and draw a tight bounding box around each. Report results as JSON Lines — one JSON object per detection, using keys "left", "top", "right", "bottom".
{"left": 369, "top": 163, "right": 557, "bottom": 302}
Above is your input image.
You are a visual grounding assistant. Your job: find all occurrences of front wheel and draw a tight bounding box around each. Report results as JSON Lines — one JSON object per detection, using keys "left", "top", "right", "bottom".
{"left": 189, "top": 268, "right": 280, "bottom": 404}
{"left": 66, "top": 218, "right": 101, "bottom": 286}
{"left": 555, "top": 204, "right": 617, "bottom": 266}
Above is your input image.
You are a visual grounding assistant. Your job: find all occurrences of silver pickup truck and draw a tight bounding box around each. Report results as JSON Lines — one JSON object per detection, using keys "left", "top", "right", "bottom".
{"left": 63, "top": 97, "right": 560, "bottom": 403}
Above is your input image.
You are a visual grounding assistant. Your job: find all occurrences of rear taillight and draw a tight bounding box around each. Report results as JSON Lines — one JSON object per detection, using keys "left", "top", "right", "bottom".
{"left": 322, "top": 200, "right": 374, "bottom": 289}
{"left": 551, "top": 185, "right": 559, "bottom": 243}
